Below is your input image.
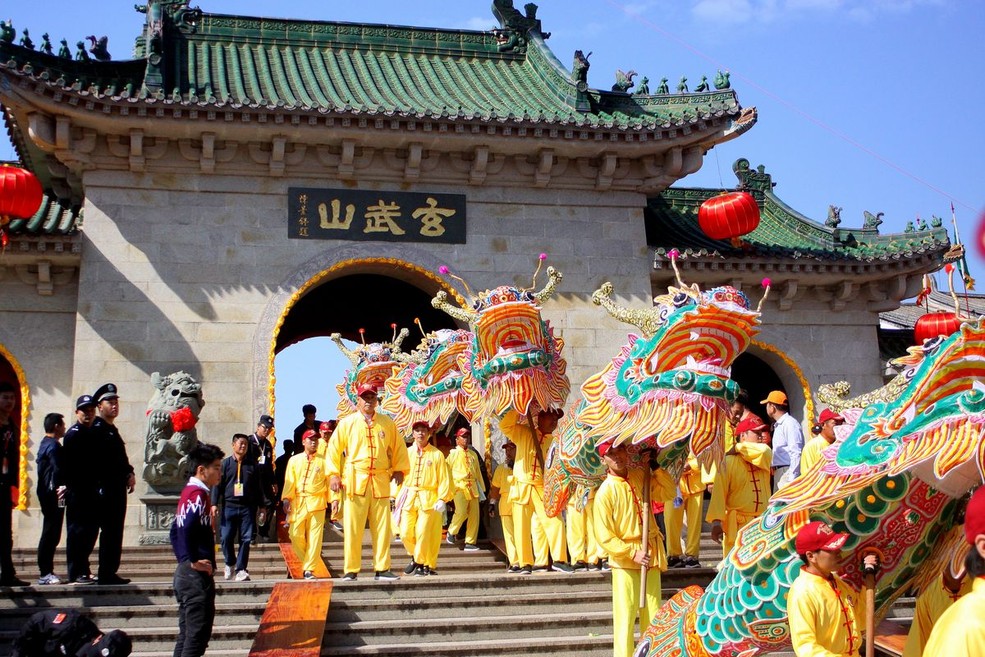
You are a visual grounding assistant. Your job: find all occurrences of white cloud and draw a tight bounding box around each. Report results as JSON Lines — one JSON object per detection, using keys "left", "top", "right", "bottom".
{"left": 453, "top": 16, "right": 496, "bottom": 31}
{"left": 693, "top": 0, "right": 755, "bottom": 25}
{"left": 691, "top": 0, "right": 943, "bottom": 24}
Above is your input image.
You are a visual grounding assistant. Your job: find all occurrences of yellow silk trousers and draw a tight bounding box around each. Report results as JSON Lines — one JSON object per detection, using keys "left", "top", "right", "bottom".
{"left": 611, "top": 566, "right": 662, "bottom": 657}
{"left": 448, "top": 491, "right": 480, "bottom": 545}
{"left": 343, "top": 493, "right": 392, "bottom": 574}
{"left": 499, "top": 511, "right": 517, "bottom": 566}
{"left": 513, "top": 486, "right": 567, "bottom": 567}
{"left": 664, "top": 493, "right": 702, "bottom": 557}
{"left": 289, "top": 510, "right": 327, "bottom": 574}
{"left": 400, "top": 506, "right": 442, "bottom": 568}
{"left": 566, "top": 498, "right": 598, "bottom": 564}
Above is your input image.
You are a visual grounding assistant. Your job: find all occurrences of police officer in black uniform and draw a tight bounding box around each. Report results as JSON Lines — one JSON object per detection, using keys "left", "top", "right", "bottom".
{"left": 63, "top": 394, "right": 99, "bottom": 584}
{"left": 248, "top": 414, "right": 276, "bottom": 541}
{"left": 90, "top": 383, "right": 136, "bottom": 585}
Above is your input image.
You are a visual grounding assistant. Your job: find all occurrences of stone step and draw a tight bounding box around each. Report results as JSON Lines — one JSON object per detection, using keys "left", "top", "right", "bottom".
{"left": 321, "top": 634, "right": 614, "bottom": 656}
{"left": 0, "top": 600, "right": 266, "bottom": 628}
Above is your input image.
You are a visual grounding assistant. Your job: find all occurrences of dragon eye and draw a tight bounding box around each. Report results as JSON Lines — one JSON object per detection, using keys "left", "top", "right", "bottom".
{"left": 672, "top": 292, "right": 690, "bottom": 308}
{"left": 171, "top": 389, "right": 180, "bottom": 396}
{"left": 921, "top": 336, "right": 944, "bottom": 354}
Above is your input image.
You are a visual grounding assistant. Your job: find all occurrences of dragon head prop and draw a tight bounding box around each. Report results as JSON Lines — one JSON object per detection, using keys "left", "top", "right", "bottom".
{"left": 332, "top": 326, "right": 410, "bottom": 418}
{"left": 432, "top": 258, "right": 570, "bottom": 418}
{"left": 381, "top": 327, "right": 474, "bottom": 434}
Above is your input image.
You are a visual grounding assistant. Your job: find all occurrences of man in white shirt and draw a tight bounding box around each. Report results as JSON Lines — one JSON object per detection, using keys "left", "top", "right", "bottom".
{"left": 761, "top": 390, "right": 804, "bottom": 492}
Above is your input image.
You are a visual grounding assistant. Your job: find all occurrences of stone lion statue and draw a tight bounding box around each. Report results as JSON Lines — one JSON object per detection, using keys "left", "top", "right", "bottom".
{"left": 143, "top": 371, "right": 205, "bottom": 492}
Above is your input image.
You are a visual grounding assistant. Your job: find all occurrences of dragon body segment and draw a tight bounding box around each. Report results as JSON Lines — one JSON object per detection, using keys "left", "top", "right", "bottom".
{"left": 638, "top": 318, "right": 985, "bottom": 656}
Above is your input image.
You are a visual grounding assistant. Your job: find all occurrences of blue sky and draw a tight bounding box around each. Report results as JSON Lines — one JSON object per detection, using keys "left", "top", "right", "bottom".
{"left": 3, "top": 1, "right": 982, "bottom": 431}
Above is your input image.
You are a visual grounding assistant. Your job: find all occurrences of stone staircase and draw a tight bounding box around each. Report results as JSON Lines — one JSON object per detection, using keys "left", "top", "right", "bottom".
{"left": 0, "top": 524, "right": 916, "bottom": 657}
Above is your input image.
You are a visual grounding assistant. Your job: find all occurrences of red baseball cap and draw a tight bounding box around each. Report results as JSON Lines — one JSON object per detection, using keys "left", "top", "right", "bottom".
{"left": 301, "top": 429, "right": 318, "bottom": 441}
{"left": 795, "top": 521, "right": 849, "bottom": 555}
{"left": 964, "top": 486, "right": 985, "bottom": 544}
{"left": 818, "top": 408, "right": 844, "bottom": 424}
{"left": 319, "top": 420, "right": 337, "bottom": 432}
{"left": 597, "top": 439, "right": 614, "bottom": 458}
{"left": 735, "top": 416, "right": 767, "bottom": 435}
{"left": 356, "top": 383, "right": 378, "bottom": 397}
{"left": 412, "top": 420, "right": 432, "bottom": 430}
{"left": 455, "top": 427, "right": 471, "bottom": 438}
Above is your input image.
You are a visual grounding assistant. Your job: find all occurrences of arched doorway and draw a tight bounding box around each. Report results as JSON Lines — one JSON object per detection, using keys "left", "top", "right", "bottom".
{"left": 0, "top": 345, "right": 29, "bottom": 510}
{"left": 731, "top": 352, "right": 784, "bottom": 422}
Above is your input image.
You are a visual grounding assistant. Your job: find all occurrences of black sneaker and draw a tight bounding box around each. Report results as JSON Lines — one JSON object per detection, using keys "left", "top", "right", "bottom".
{"left": 374, "top": 570, "right": 399, "bottom": 581}
{"left": 683, "top": 556, "right": 702, "bottom": 569}
{"left": 72, "top": 575, "right": 96, "bottom": 585}
{"left": 330, "top": 521, "right": 344, "bottom": 531}
{"left": 341, "top": 572, "right": 357, "bottom": 581}
{"left": 507, "top": 565, "right": 522, "bottom": 574}
{"left": 551, "top": 561, "right": 575, "bottom": 574}
{"left": 532, "top": 565, "right": 550, "bottom": 573}
{"left": 424, "top": 566, "right": 437, "bottom": 576}
{"left": 667, "top": 555, "right": 684, "bottom": 569}
{"left": 303, "top": 571, "right": 316, "bottom": 580}
{"left": 403, "top": 560, "right": 418, "bottom": 575}
{"left": 463, "top": 543, "right": 480, "bottom": 552}
{"left": 600, "top": 559, "right": 611, "bottom": 572}
{"left": 574, "top": 561, "right": 589, "bottom": 572}
{"left": 445, "top": 533, "right": 457, "bottom": 545}
{"left": 520, "top": 565, "right": 532, "bottom": 575}
{"left": 413, "top": 565, "right": 428, "bottom": 577}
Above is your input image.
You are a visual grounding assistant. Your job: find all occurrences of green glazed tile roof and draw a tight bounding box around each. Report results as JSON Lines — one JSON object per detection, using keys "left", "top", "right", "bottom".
{"left": 5, "top": 192, "right": 83, "bottom": 236}
{"left": 0, "top": 3, "right": 747, "bottom": 132}
{"left": 647, "top": 158, "right": 950, "bottom": 262}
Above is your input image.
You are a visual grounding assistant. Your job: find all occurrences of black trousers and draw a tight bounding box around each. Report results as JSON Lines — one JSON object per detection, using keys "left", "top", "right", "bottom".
{"left": 37, "top": 493, "right": 64, "bottom": 576}
{"left": 97, "top": 489, "right": 127, "bottom": 580}
{"left": 0, "top": 487, "right": 14, "bottom": 583}
{"left": 65, "top": 491, "right": 99, "bottom": 581}
{"left": 173, "top": 561, "right": 216, "bottom": 657}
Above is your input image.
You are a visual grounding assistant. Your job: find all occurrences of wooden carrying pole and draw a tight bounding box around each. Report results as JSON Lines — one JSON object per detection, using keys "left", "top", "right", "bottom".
{"left": 639, "top": 469, "right": 651, "bottom": 612}
{"left": 863, "top": 572, "right": 876, "bottom": 657}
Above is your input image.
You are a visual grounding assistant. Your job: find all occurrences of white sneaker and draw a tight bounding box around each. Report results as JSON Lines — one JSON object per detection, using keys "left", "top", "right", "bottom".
{"left": 234, "top": 570, "right": 251, "bottom": 582}
{"left": 37, "top": 573, "right": 61, "bottom": 585}
{"left": 223, "top": 565, "right": 233, "bottom": 580}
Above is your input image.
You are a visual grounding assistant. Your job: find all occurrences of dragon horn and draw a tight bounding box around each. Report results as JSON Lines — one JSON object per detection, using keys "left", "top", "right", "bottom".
{"left": 392, "top": 327, "right": 410, "bottom": 352}
{"left": 329, "top": 332, "right": 360, "bottom": 366}
{"left": 591, "top": 281, "right": 663, "bottom": 336}
{"left": 438, "top": 265, "right": 475, "bottom": 299}
{"left": 532, "top": 266, "right": 563, "bottom": 303}
{"left": 432, "top": 290, "right": 478, "bottom": 325}
{"left": 391, "top": 323, "right": 398, "bottom": 344}
{"left": 527, "top": 252, "right": 548, "bottom": 292}
{"left": 414, "top": 317, "right": 426, "bottom": 338}
{"left": 666, "top": 249, "right": 687, "bottom": 288}
{"left": 756, "top": 278, "right": 772, "bottom": 313}
{"left": 358, "top": 328, "right": 367, "bottom": 346}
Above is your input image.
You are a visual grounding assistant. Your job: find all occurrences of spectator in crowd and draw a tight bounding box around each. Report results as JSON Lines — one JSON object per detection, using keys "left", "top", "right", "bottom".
{"left": 89, "top": 383, "right": 135, "bottom": 586}
{"left": 787, "top": 521, "right": 879, "bottom": 656}
{"left": 248, "top": 414, "right": 276, "bottom": 542}
{"left": 63, "top": 394, "right": 98, "bottom": 585}
{"left": 12, "top": 608, "right": 131, "bottom": 657}
{"left": 923, "top": 486, "right": 985, "bottom": 655}
{"left": 214, "top": 433, "right": 267, "bottom": 582}
{"left": 0, "top": 381, "right": 24, "bottom": 587}
{"left": 292, "top": 404, "right": 319, "bottom": 454}
{"left": 36, "top": 412, "right": 67, "bottom": 585}
{"left": 282, "top": 429, "right": 329, "bottom": 579}
{"left": 761, "top": 390, "right": 804, "bottom": 491}
{"left": 170, "top": 442, "right": 224, "bottom": 657}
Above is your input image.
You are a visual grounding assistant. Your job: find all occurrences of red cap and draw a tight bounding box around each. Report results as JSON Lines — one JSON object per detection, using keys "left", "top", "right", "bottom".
{"left": 301, "top": 429, "right": 318, "bottom": 442}
{"left": 356, "top": 383, "right": 378, "bottom": 397}
{"left": 795, "top": 521, "right": 849, "bottom": 555}
{"left": 964, "top": 487, "right": 985, "bottom": 544}
{"left": 818, "top": 408, "right": 844, "bottom": 424}
{"left": 412, "top": 420, "right": 432, "bottom": 430}
{"left": 735, "top": 416, "right": 767, "bottom": 435}
{"left": 455, "top": 427, "right": 471, "bottom": 438}
{"left": 319, "top": 420, "right": 336, "bottom": 432}
{"left": 597, "top": 439, "right": 614, "bottom": 458}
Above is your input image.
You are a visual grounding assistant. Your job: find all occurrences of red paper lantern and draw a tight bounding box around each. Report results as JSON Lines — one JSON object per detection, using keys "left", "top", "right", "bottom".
{"left": 698, "top": 191, "right": 760, "bottom": 240}
{"left": 0, "top": 165, "right": 43, "bottom": 223}
{"left": 914, "top": 312, "right": 964, "bottom": 344}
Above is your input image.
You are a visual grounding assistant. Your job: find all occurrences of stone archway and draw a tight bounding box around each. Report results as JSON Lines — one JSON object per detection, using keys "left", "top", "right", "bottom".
{"left": 0, "top": 344, "right": 30, "bottom": 509}
{"left": 253, "top": 244, "right": 467, "bottom": 418}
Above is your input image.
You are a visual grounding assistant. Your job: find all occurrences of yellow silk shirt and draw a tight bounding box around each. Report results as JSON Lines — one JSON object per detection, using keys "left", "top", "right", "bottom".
{"left": 800, "top": 436, "right": 832, "bottom": 475}
{"left": 921, "top": 576, "right": 985, "bottom": 657}
{"left": 594, "top": 466, "right": 676, "bottom": 571}
{"left": 281, "top": 452, "right": 328, "bottom": 522}
{"left": 706, "top": 442, "right": 772, "bottom": 530}
{"left": 499, "top": 410, "right": 553, "bottom": 505}
{"left": 491, "top": 464, "right": 515, "bottom": 516}
{"left": 677, "top": 455, "right": 706, "bottom": 498}
{"left": 404, "top": 443, "right": 452, "bottom": 510}
{"left": 788, "top": 567, "right": 866, "bottom": 657}
{"left": 327, "top": 411, "right": 409, "bottom": 499}
{"left": 902, "top": 573, "right": 972, "bottom": 657}
{"left": 446, "top": 446, "right": 486, "bottom": 500}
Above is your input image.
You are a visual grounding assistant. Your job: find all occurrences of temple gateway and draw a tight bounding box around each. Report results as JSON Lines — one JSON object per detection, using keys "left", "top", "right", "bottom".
{"left": 0, "top": 0, "right": 947, "bottom": 546}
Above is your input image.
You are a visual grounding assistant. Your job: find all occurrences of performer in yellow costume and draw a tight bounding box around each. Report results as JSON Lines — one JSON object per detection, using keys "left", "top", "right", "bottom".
{"left": 316, "top": 420, "right": 343, "bottom": 531}
{"left": 902, "top": 568, "right": 970, "bottom": 657}
{"left": 664, "top": 452, "right": 705, "bottom": 568}
{"left": 489, "top": 441, "right": 523, "bottom": 572}
{"left": 445, "top": 427, "right": 486, "bottom": 551}
{"left": 499, "top": 409, "right": 574, "bottom": 573}
{"left": 787, "top": 521, "right": 879, "bottom": 657}
{"left": 594, "top": 440, "right": 676, "bottom": 657}
{"left": 923, "top": 486, "right": 985, "bottom": 656}
{"left": 281, "top": 430, "right": 328, "bottom": 579}
{"left": 566, "top": 483, "right": 600, "bottom": 571}
{"left": 398, "top": 420, "right": 452, "bottom": 577}
{"left": 327, "top": 383, "right": 410, "bottom": 581}
{"left": 800, "top": 408, "right": 843, "bottom": 474}
{"left": 707, "top": 416, "right": 772, "bottom": 558}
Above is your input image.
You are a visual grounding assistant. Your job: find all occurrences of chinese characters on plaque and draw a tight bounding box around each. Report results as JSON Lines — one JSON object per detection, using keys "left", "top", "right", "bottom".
{"left": 288, "top": 188, "right": 466, "bottom": 244}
